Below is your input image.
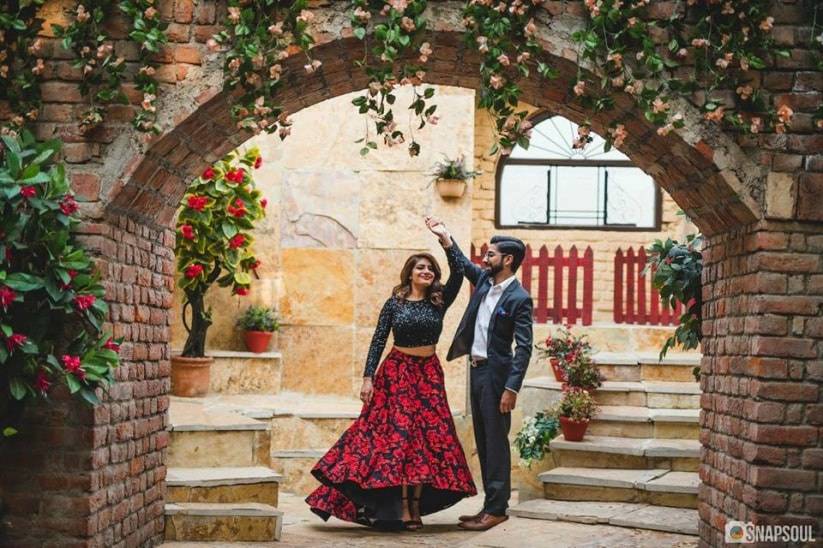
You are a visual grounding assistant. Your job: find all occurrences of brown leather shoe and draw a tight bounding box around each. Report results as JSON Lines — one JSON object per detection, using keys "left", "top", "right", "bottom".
{"left": 458, "top": 512, "right": 509, "bottom": 531}
{"left": 458, "top": 510, "right": 484, "bottom": 523}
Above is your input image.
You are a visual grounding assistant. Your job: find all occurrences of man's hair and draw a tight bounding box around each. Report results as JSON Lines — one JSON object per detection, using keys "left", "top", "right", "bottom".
{"left": 490, "top": 235, "right": 526, "bottom": 273}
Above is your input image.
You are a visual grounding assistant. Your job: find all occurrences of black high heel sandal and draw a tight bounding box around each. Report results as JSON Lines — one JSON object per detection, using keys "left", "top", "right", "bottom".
{"left": 401, "top": 495, "right": 423, "bottom": 531}
{"left": 408, "top": 493, "right": 423, "bottom": 530}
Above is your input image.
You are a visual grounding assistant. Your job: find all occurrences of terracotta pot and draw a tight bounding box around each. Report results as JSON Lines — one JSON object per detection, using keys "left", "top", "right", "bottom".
{"left": 171, "top": 355, "right": 213, "bottom": 397}
{"left": 244, "top": 330, "right": 274, "bottom": 353}
{"left": 550, "top": 357, "right": 567, "bottom": 382}
{"left": 559, "top": 416, "right": 589, "bottom": 442}
{"left": 435, "top": 178, "right": 467, "bottom": 198}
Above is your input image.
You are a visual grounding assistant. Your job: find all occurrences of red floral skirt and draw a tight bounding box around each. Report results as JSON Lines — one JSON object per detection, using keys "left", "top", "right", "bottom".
{"left": 305, "top": 348, "right": 477, "bottom": 526}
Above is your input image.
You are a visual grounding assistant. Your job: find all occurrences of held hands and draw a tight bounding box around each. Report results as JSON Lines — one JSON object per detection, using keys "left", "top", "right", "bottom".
{"left": 360, "top": 378, "right": 374, "bottom": 405}
{"left": 499, "top": 390, "right": 517, "bottom": 414}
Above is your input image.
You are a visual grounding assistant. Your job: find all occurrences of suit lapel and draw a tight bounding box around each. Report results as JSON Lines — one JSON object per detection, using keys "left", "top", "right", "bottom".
{"left": 486, "top": 279, "right": 520, "bottom": 341}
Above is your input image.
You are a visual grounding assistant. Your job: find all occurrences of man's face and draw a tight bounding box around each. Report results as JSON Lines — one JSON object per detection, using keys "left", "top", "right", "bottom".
{"left": 482, "top": 244, "right": 508, "bottom": 276}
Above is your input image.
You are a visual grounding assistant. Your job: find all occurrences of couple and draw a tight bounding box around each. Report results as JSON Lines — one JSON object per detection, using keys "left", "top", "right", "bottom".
{"left": 305, "top": 217, "right": 534, "bottom": 532}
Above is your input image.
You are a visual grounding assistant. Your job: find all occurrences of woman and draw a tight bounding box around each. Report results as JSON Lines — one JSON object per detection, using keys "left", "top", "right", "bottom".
{"left": 305, "top": 246, "right": 476, "bottom": 530}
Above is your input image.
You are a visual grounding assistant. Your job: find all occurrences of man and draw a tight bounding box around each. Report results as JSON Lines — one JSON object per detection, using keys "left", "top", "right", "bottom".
{"left": 426, "top": 216, "right": 534, "bottom": 531}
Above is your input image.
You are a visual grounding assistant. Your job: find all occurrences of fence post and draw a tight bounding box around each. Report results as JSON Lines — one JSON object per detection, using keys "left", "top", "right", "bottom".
{"left": 583, "top": 247, "right": 593, "bottom": 326}
{"left": 552, "top": 245, "right": 563, "bottom": 324}
{"left": 568, "top": 245, "right": 579, "bottom": 325}
{"left": 614, "top": 248, "right": 624, "bottom": 323}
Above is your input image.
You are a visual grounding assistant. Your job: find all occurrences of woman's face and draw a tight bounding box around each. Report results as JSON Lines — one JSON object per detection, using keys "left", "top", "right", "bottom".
{"left": 410, "top": 258, "right": 436, "bottom": 287}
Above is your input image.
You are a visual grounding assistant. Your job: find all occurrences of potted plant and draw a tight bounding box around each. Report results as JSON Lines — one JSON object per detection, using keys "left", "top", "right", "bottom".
{"left": 514, "top": 410, "right": 559, "bottom": 467}
{"left": 535, "top": 325, "right": 593, "bottom": 382}
{"left": 564, "top": 352, "right": 604, "bottom": 391}
{"left": 237, "top": 305, "right": 279, "bottom": 353}
{"left": 554, "top": 386, "right": 598, "bottom": 442}
{"left": 173, "top": 147, "right": 267, "bottom": 397}
{"left": 429, "top": 154, "right": 480, "bottom": 198}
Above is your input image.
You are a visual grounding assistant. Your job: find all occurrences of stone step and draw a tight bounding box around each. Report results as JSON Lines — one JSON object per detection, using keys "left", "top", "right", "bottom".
{"left": 549, "top": 435, "right": 700, "bottom": 471}
{"left": 167, "top": 467, "right": 282, "bottom": 506}
{"left": 508, "top": 498, "right": 698, "bottom": 536}
{"left": 164, "top": 502, "right": 282, "bottom": 542}
{"left": 209, "top": 350, "right": 283, "bottom": 395}
{"left": 531, "top": 324, "right": 682, "bottom": 356}
{"left": 522, "top": 377, "right": 700, "bottom": 410}
{"left": 589, "top": 406, "right": 700, "bottom": 439}
{"left": 168, "top": 399, "right": 271, "bottom": 468}
{"left": 540, "top": 467, "right": 699, "bottom": 509}
{"left": 270, "top": 450, "right": 326, "bottom": 495}
{"left": 594, "top": 352, "right": 700, "bottom": 383}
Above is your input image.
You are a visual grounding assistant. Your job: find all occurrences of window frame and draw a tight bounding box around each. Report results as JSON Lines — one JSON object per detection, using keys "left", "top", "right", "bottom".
{"left": 494, "top": 112, "right": 663, "bottom": 232}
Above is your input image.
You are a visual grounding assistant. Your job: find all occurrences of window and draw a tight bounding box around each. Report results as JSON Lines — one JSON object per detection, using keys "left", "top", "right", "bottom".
{"left": 496, "top": 114, "right": 661, "bottom": 230}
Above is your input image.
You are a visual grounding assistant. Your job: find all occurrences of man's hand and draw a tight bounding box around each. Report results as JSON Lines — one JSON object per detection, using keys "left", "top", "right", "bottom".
{"left": 360, "top": 378, "right": 374, "bottom": 405}
{"left": 499, "top": 390, "right": 517, "bottom": 414}
{"left": 425, "top": 216, "right": 450, "bottom": 245}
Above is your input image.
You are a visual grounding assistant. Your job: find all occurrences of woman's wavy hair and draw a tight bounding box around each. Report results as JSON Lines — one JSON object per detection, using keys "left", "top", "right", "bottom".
{"left": 392, "top": 253, "right": 444, "bottom": 307}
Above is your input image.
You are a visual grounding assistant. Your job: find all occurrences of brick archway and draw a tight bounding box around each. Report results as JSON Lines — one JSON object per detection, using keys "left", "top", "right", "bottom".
{"left": 1, "top": 2, "right": 820, "bottom": 547}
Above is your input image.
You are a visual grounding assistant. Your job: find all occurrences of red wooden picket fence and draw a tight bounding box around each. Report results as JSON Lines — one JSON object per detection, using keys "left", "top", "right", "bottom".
{"left": 470, "top": 243, "right": 594, "bottom": 325}
{"left": 613, "top": 246, "right": 682, "bottom": 325}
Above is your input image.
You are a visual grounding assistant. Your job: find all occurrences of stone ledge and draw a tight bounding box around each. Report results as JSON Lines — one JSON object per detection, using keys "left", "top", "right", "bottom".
{"left": 271, "top": 449, "right": 326, "bottom": 458}
{"left": 539, "top": 467, "right": 668, "bottom": 489}
{"left": 172, "top": 349, "right": 283, "bottom": 359}
{"left": 507, "top": 499, "right": 698, "bottom": 536}
{"left": 164, "top": 502, "right": 282, "bottom": 517}
{"left": 169, "top": 398, "right": 269, "bottom": 432}
{"left": 167, "top": 467, "right": 283, "bottom": 487}
{"left": 524, "top": 378, "right": 700, "bottom": 395}
{"left": 549, "top": 435, "right": 700, "bottom": 458}
{"left": 641, "top": 471, "right": 699, "bottom": 495}
{"left": 595, "top": 406, "right": 699, "bottom": 424}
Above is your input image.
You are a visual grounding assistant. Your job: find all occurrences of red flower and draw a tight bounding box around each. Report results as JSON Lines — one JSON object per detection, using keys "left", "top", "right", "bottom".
{"left": 73, "top": 294, "right": 96, "bottom": 311}
{"left": 35, "top": 369, "right": 51, "bottom": 394}
{"left": 179, "top": 224, "right": 196, "bottom": 240}
{"left": 228, "top": 234, "right": 246, "bottom": 249}
{"left": 250, "top": 259, "right": 261, "bottom": 270}
{"left": 59, "top": 270, "right": 78, "bottom": 291}
{"left": 0, "top": 286, "right": 16, "bottom": 310}
{"left": 233, "top": 286, "right": 249, "bottom": 296}
{"left": 59, "top": 195, "right": 78, "bottom": 215}
{"left": 21, "top": 186, "right": 37, "bottom": 199}
{"left": 226, "top": 168, "right": 245, "bottom": 184}
{"left": 227, "top": 198, "right": 247, "bottom": 218}
{"left": 103, "top": 338, "right": 120, "bottom": 353}
{"left": 686, "top": 297, "right": 697, "bottom": 310}
{"left": 186, "top": 195, "right": 209, "bottom": 212}
{"left": 185, "top": 264, "right": 204, "bottom": 279}
{"left": 664, "top": 257, "right": 673, "bottom": 265}
{"left": 61, "top": 354, "right": 82, "bottom": 374}
{"left": 254, "top": 156, "right": 262, "bottom": 169}
{"left": 202, "top": 167, "right": 215, "bottom": 180}
{"left": 4, "top": 333, "right": 27, "bottom": 352}
{"left": 4, "top": 248, "right": 11, "bottom": 263}
{"left": 260, "top": 198, "right": 268, "bottom": 209}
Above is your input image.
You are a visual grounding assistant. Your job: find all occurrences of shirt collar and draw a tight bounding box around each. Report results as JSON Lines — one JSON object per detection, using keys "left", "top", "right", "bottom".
{"left": 489, "top": 274, "right": 517, "bottom": 292}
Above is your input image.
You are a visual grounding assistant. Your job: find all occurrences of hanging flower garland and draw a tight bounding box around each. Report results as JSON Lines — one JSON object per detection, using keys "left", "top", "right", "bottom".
{"left": 53, "top": 1, "right": 129, "bottom": 132}
{"left": 208, "top": 0, "right": 319, "bottom": 138}
{"left": 349, "top": 0, "right": 436, "bottom": 157}
{"left": 463, "top": 0, "right": 558, "bottom": 155}
{"left": 0, "top": 0, "right": 48, "bottom": 136}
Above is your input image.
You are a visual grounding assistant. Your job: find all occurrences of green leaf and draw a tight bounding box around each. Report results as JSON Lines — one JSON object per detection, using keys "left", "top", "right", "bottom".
{"left": 3, "top": 427, "right": 18, "bottom": 437}
{"left": 221, "top": 222, "right": 238, "bottom": 239}
{"left": 66, "top": 374, "right": 82, "bottom": 394}
{"left": 80, "top": 388, "right": 101, "bottom": 405}
{"left": 9, "top": 378, "right": 27, "bottom": 400}
{"left": 5, "top": 273, "right": 44, "bottom": 291}
{"left": 354, "top": 26, "right": 366, "bottom": 40}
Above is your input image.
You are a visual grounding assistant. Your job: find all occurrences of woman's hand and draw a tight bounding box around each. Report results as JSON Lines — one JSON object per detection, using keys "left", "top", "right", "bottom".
{"left": 360, "top": 377, "right": 374, "bottom": 405}
{"left": 425, "top": 216, "right": 450, "bottom": 245}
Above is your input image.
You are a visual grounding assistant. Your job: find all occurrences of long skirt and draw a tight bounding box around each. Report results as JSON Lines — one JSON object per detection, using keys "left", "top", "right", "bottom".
{"left": 305, "top": 347, "right": 477, "bottom": 526}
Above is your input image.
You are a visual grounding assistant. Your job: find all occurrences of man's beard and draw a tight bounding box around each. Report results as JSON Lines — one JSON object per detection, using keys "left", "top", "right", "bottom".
{"left": 485, "top": 262, "right": 504, "bottom": 277}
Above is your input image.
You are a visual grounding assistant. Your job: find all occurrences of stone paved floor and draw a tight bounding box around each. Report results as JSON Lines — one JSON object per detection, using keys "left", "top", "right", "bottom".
{"left": 161, "top": 490, "right": 699, "bottom": 548}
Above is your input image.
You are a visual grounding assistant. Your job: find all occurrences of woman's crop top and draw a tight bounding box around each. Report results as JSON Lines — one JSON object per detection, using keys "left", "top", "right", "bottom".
{"left": 363, "top": 245, "right": 463, "bottom": 377}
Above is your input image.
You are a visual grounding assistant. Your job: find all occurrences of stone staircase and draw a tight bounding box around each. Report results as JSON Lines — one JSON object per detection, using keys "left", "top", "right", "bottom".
{"left": 164, "top": 353, "right": 286, "bottom": 542}
{"left": 510, "top": 351, "right": 701, "bottom": 536}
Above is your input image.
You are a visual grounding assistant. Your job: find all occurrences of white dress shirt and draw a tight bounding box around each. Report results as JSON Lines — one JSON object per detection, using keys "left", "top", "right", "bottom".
{"left": 471, "top": 274, "right": 517, "bottom": 361}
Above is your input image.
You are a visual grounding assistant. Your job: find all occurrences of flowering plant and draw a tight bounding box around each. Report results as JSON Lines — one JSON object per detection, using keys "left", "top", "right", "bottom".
{"left": 236, "top": 305, "right": 279, "bottom": 333}
{"left": 0, "top": 132, "right": 120, "bottom": 436}
{"left": 176, "top": 147, "right": 267, "bottom": 357}
{"left": 514, "top": 410, "right": 558, "bottom": 467}
{"left": 555, "top": 386, "right": 598, "bottom": 422}
{"left": 646, "top": 233, "right": 703, "bottom": 360}
{"left": 564, "top": 352, "right": 603, "bottom": 391}
{"left": 429, "top": 154, "right": 481, "bottom": 182}
{"left": 536, "top": 325, "right": 592, "bottom": 362}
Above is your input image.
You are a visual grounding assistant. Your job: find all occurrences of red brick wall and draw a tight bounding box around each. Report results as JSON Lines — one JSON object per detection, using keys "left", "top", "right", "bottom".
{"left": 0, "top": 1, "right": 820, "bottom": 546}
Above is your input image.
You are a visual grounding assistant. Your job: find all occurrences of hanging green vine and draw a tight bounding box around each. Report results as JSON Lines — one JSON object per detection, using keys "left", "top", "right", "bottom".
{"left": 463, "top": 0, "right": 558, "bottom": 155}
{"left": 209, "top": 0, "right": 319, "bottom": 138}
{"left": 53, "top": 1, "right": 128, "bottom": 131}
{"left": 0, "top": 0, "right": 47, "bottom": 136}
{"left": 349, "top": 0, "right": 435, "bottom": 157}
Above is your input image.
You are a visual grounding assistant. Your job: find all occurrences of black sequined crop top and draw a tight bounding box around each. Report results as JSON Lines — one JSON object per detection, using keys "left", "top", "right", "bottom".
{"left": 363, "top": 244, "right": 464, "bottom": 377}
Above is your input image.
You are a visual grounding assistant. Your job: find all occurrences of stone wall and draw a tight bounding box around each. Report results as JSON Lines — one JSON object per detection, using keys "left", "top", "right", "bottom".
{"left": 471, "top": 104, "right": 695, "bottom": 323}
{"left": 170, "top": 86, "right": 476, "bottom": 404}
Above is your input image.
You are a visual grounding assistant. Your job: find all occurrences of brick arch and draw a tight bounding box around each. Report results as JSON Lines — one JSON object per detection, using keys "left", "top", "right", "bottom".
{"left": 106, "top": 30, "right": 759, "bottom": 236}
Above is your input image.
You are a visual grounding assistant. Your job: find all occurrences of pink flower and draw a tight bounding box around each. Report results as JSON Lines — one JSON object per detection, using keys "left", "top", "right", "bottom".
{"left": 59, "top": 195, "right": 78, "bottom": 216}
{"left": 103, "top": 338, "right": 120, "bottom": 352}
{"left": 35, "top": 369, "right": 51, "bottom": 394}
{"left": 73, "top": 294, "right": 96, "bottom": 311}
{"left": 686, "top": 297, "right": 697, "bottom": 310}
{"left": 185, "top": 264, "right": 204, "bottom": 279}
{"left": 704, "top": 107, "right": 725, "bottom": 122}
{"left": 573, "top": 81, "right": 586, "bottom": 96}
{"left": 187, "top": 195, "right": 209, "bottom": 212}
{"left": 61, "top": 354, "right": 82, "bottom": 374}
{"left": 497, "top": 53, "right": 510, "bottom": 66}
{"left": 777, "top": 104, "right": 793, "bottom": 124}
{"left": 5, "top": 333, "right": 27, "bottom": 352}
{"left": 180, "top": 224, "right": 196, "bottom": 240}
{"left": 489, "top": 74, "right": 505, "bottom": 90}
{"left": 0, "top": 286, "right": 16, "bottom": 310}
{"left": 759, "top": 16, "right": 774, "bottom": 32}
{"left": 229, "top": 234, "right": 246, "bottom": 249}
{"left": 20, "top": 185, "right": 36, "bottom": 199}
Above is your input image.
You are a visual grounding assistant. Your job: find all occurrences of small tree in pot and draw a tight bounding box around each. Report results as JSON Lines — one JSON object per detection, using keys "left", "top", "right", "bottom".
{"left": 554, "top": 386, "right": 598, "bottom": 442}
{"left": 174, "top": 147, "right": 266, "bottom": 396}
{"left": 429, "top": 154, "right": 480, "bottom": 198}
{"left": 236, "top": 305, "right": 279, "bottom": 353}
{"left": 536, "top": 325, "right": 592, "bottom": 382}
